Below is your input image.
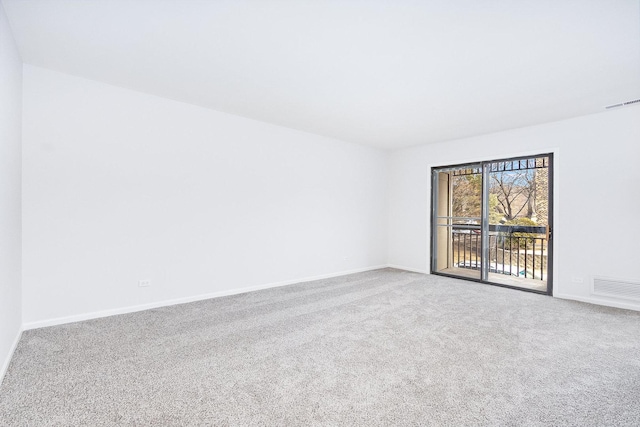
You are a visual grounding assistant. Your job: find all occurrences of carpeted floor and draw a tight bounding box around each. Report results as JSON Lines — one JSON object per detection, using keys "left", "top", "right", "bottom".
{"left": 1, "top": 268, "right": 639, "bottom": 426}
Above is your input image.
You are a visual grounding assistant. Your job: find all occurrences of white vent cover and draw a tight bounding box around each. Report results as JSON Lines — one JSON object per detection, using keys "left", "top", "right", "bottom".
{"left": 605, "top": 98, "right": 640, "bottom": 109}
{"left": 592, "top": 276, "right": 640, "bottom": 301}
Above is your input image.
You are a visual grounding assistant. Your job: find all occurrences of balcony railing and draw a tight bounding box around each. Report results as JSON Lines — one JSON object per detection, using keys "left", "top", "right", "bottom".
{"left": 451, "top": 225, "right": 548, "bottom": 280}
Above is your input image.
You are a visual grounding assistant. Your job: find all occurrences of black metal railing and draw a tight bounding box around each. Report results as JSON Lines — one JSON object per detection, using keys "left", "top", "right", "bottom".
{"left": 451, "top": 226, "right": 547, "bottom": 280}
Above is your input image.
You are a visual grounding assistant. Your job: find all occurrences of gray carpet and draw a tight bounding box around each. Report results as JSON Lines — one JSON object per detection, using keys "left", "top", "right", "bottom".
{"left": 1, "top": 268, "right": 639, "bottom": 426}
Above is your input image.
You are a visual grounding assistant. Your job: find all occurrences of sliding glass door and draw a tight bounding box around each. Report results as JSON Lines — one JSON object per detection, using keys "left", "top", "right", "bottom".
{"left": 431, "top": 154, "right": 553, "bottom": 294}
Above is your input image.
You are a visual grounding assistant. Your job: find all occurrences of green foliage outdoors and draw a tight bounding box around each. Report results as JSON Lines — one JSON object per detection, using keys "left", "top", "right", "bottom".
{"left": 451, "top": 174, "right": 481, "bottom": 219}
{"left": 451, "top": 169, "right": 547, "bottom": 250}
{"left": 503, "top": 217, "right": 538, "bottom": 249}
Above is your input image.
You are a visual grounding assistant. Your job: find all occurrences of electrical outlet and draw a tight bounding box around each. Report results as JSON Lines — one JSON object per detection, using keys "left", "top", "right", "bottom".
{"left": 571, "top": 276, "right": 584, "bottom": 284}
{"left": 138, "top": 279, "right": 151, "bottom": 287}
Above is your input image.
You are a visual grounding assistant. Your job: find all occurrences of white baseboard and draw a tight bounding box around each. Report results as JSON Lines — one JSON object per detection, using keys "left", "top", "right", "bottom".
{"left": 0, "top": 328, "right": 22, "bottom": 386}
{"left": 554, "top": 293, "right": 640, "bottom": 312}
{"left": 386, "top": 264, "right": 428, "bottom": 274}
{"left": 23, "top": 265, "right": 389, "bottom": 330}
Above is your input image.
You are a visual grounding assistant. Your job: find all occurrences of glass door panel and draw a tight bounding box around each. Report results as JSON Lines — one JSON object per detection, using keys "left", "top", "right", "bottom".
{"left": 486, "top": 156, "right": 551, "bottom": 292}
{"left": 432, "top": 164, "right": 482, "bottom": 280}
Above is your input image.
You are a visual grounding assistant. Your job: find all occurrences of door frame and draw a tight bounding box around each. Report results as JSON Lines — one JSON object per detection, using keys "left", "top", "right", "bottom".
{"left": 430, "top": 152, "right": 554, "bottom": 296}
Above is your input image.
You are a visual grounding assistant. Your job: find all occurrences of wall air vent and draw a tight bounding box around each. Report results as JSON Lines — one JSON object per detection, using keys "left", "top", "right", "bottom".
{"left": 592, "top": 276, "right": 640, "bottom": 301}
{"left": 605, "top": 98, "right": 640, "bottom": 109}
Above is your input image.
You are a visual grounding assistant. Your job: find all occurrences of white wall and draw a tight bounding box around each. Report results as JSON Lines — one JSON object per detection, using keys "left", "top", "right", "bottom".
{"left": 22, "top": 65, "right": 388, "bottom": 327}
{"left": 0, "top": 2, "right": 22, "bottom": 381}
{"left": 16, "top": 58, "right": 640, "bottom": 331}
{"left": 388, "top": 105, "right": 640, "bottom": 310}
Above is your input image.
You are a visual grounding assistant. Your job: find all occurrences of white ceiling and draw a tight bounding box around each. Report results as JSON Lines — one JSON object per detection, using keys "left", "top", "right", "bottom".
{"left": 3, "top": 0, "right": 640, "bottom": 149}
